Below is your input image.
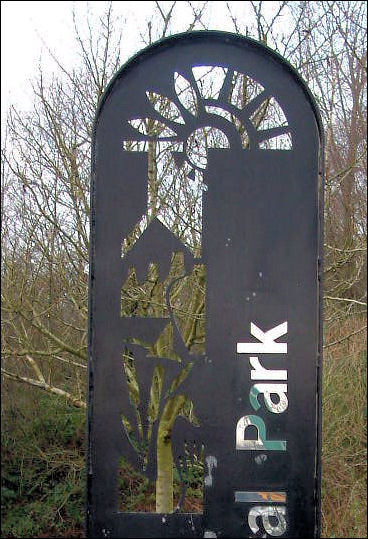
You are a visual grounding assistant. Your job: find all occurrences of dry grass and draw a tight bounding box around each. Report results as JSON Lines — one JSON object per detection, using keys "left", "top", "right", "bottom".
{"left": 2, "top": 315, "right": 366, "bottom": 537}
{"left": 321, "top": 314, "right": 367, "bottom": 538}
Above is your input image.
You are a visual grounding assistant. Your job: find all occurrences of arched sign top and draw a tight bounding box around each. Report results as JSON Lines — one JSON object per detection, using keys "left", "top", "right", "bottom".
{"left": 94, "top": 30, "right": 323, "bottom": 147}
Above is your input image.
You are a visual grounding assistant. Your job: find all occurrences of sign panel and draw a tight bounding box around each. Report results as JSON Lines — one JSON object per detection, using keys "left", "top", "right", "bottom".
{"left": 87, "top": 31, "right": 324, "bottom": 538}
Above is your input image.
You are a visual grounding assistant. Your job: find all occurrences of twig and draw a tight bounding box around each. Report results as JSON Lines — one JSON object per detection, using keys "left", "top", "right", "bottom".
{"left": 324, "top": 295, "right": 367, "bottom": 307}
{"left": 1, "top": 369, "right": 86, "bottom": 409}
{"left": 324, "top": 325, "right": 367, "bottom": 348}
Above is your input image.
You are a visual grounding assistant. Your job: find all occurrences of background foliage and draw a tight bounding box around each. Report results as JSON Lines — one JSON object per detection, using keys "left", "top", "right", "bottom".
{"left": 1, "top": 1, "right": 366, "bottom": 537}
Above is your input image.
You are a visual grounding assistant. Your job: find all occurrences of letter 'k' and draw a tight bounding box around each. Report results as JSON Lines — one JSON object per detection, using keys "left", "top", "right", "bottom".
{"left": 237, "top": 322, "right": 288, "bottom": 354}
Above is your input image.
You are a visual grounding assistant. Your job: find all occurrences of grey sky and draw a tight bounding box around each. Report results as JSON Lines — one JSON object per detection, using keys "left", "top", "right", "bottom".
{"left": 1, "top": 1, "right": 257, "bottom": 126}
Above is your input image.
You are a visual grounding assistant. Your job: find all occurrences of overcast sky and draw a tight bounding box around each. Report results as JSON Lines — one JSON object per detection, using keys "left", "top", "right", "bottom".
{"left": 1, "top": 2, "right": 140, "bottom": 118}
{"left": 1, "top": 1, "right": 257, "bottom": 134}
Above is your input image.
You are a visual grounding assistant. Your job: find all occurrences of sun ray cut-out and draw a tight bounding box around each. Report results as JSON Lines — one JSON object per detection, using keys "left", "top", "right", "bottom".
{"left": 192, "top": 66, "right": 228, "bottom": 100}
{"left": 122, "top": 64, "right": 292, "bottom": 258}
{"left": 174, "top": 73, "right": 198, "bottom": 116}
{"left": 250, "top": 96, "right": 288, "bottom": 131}
{"left": 259, "top": 133, "right": 292, "bottom": 150}
{"left": 146, "top": 92, "right": 186, "bottom": 124}
{"left": 128, "top": 118, "right": 178, "bottom": 138}
{"left": 229, "top": 71, "right": 264, "bottom": 110}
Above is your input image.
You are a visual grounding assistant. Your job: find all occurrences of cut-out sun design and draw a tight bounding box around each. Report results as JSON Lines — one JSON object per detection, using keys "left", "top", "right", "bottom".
{"left": 122, "top": 66, "right": 292, "bottom": 257}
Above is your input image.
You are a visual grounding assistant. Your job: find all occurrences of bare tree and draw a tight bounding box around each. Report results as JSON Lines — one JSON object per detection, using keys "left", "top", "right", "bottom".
{"left": 1, "top": 0, "right": 210, "bottom": 515}
{"left": 1, "top": 0, "right": 366, "bottom": 520}
{"left": 226, "top": 0, "right": 367, "bottom": 321}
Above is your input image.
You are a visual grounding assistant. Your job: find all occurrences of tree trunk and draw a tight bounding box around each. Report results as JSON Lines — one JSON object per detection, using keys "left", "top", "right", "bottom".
{"left": 155, "top": 395, "right": 185, "bottom": 513}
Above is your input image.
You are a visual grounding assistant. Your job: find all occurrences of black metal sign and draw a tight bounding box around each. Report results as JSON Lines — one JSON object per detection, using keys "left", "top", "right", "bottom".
{"left": 87, "top": 31, "right": 324, "bottom": 538}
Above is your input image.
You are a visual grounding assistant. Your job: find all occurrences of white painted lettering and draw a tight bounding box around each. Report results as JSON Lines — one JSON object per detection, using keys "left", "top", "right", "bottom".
{"left": 237, "top": 322, "right": 287, "bottom": 354}
{"left": 250, "top": 357, "right": 287, "bottom": 381}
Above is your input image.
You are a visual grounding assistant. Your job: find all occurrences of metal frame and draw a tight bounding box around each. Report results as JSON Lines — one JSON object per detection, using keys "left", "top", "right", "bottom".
{"left": 86, "top": 30, "right": 324, "bottom": 539}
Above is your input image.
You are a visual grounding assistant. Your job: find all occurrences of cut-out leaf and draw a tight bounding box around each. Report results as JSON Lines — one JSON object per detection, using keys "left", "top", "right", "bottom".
{"left": 192, "top": 66, "right": 228, "bottom": 100}
{"left": 174, "top": 73, "right": 198, "bottom": 116}
{"left": 128, "top": 118, "right": 177, "bottom": 138}
{"left": 146, "top": 92, "right": 185, "bottom": 124}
